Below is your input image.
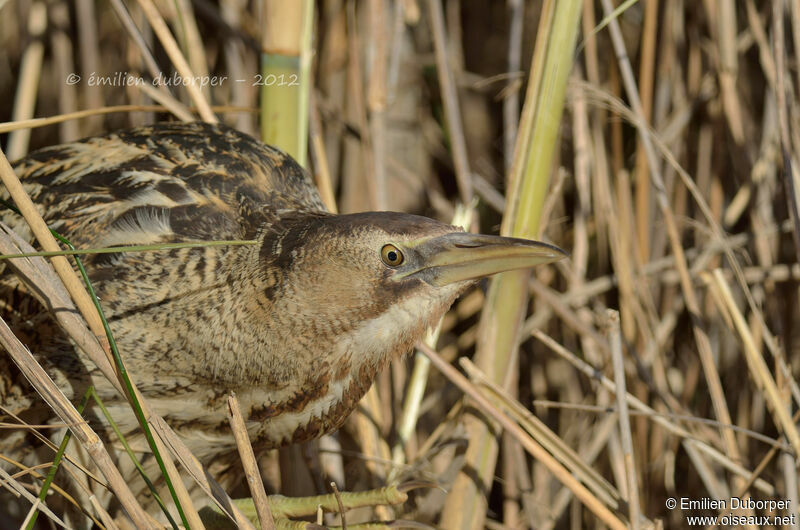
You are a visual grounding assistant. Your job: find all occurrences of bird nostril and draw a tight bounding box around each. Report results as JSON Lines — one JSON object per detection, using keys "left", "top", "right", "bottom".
{"left": 454, "top": 243, "right": 481, "bottom": 249}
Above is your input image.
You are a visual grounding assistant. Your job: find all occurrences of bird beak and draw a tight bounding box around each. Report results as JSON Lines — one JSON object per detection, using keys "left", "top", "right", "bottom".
{"left": 405, "top": 232, "right": 568, "bottom": 287}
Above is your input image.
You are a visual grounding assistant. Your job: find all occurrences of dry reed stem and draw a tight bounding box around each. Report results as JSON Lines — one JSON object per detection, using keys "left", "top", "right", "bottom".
{"left": 367, "top": 0, "right": 388, "bottom": 210}
{"left": 149, "top": 414, "right": 255, "bottom": 529}
{"left": 543, "top": 416, "right": 622, "bottom": 529}
{"left": 89, "top": 495, "right": 122, "bottom": 530}
{"left": 774, "top": 0, "right": 800, "bottom": 268}
{"left": 75, "top": 0, "right": 103, "bottom": 135}
{"left": 136, "top": 0, "right": 217, "bottom": 123}
{"left": 712, "top": 0, "right": 746, "bottom": 145}
{"left": 0, "top": 105, "right": 256, "bottom": 134}
{"left": 219, "top": 0, "right": 257, "bottom": 135}
{"left": 426, "top": 0, "right": 472, "bottom": 205}
{"left": 0, "top": 148, "right": 106, "bottom": 346}
{"left": 418, "top": 343, "right": 628, "bottom": 530}
{"left": 0, "top": 224, "right": 251, "bottom": 527}
{"left": 49, "top": 3, "right": 80, "bottom": 143}
{"left": 531, "top": 330, "right": 777, "bottom": 495}
{"left": 173, "top": 0, "right": 212, "bottom": 102}
{"left": 309, "top": 93, "right": 338, "bottom": 213}
{"left": 606, "top": 310, "right": 641, "bottom": 530}
{"left": 151, "top": 428, "right": 204, "bottom": 528}
{"left": 709, "top": 269, "right": 800, "bottom": 456}
{"left": 107, "top": 0, "right": 161, "bottom": 81}
{"left": 107, "top": 0, "right": 196, "bottom": 122}
{"left": 343, "top": 0, "right": 377, "bottom": 212}
{"left": 0, "top": 319, "right": 153, "bottom": 528}
{"left": 460, "top": 358, "right": 620, "bottom": 510}
{"left": 228, "top": 392, "right": 276, "bottom": 530}
{"left": 633, "top": 0, "right": 658, "bottom": 264}
{"left": 0, "top": 467, "right": 67, "bottom": 528}
{"left": 503, "top": 0, "right": 524, "bottom": 174}
{"left": 6, "top": 2, "right": 46, "bottom": 161}
{"left": 600, "top": 0, "right": 745, "bottom": 470}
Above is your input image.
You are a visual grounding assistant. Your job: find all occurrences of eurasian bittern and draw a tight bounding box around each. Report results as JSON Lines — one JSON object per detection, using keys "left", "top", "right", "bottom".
{"left": 0, "top": 122, "right": 565, "bottom": 524}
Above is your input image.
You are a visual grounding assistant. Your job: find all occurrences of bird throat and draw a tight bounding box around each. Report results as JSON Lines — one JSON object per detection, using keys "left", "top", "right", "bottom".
{"left": 242, "top": 282, "right": 464, "bottom": 448}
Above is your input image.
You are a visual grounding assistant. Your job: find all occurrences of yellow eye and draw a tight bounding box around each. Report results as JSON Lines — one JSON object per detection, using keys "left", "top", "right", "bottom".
{"left": 381, "top": 244, "right": 404, "bottom": 266}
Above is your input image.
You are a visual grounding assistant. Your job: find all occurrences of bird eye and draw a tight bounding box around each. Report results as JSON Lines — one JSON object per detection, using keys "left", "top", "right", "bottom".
{"left": 380, "top": 244, "right": 404, "bottom": 266}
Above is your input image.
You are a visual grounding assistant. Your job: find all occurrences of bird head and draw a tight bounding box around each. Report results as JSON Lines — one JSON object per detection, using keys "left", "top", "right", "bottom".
{"left": 249, "top": 211, "right": 567, "bottom": 386}
{"left": 227, "top": 210, "right": 567, "bottom": 445}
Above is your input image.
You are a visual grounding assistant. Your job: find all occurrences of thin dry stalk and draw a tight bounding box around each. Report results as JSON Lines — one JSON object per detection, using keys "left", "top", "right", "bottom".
{"left": 633, "top": 0, "right": 658, "bottom": 264}
{"left": 0, "top": 467, "right": 67, "bottom": 528}
{"left": 89, "top": 495, "right": 122, "bottom": 530}
{"left": 227, "top": 393, "right": 276, "bottom": 530}
{"left": 107, "top": 0, "right": 196, "bottom": 122}
{"left": 0, "top": 149, "right": 106, "bottom": 344}
{"left": 367, "top": 0, "right": 388, "bottom": 210}
{"left": 342, "top": 0, "right": 377, "bottom": 211}
{"left": 503, "top": 0, "right": 524, "bottom": 173}
{"left": 460, "top": 358, "right": 621, "bottom": 510}
{"left": 426, "top": 0, "right": 473, "bottom": 205}
{"left": 599, "top": 0, "right": 744, "bottom": 470}
{"left": 173, "top": 0, "right": 212, "bottom": 102}
{"left": 418, "top": 342, "right": 628, "bottom": 530}
{"left": 108, "top": 0, "right": 161, "bottom": 80}
{"left": 606, "top": 310, "right": 641, "bottom": 530}
{"left": 309, "top": 93, "right": 338, "bottom": 213}
{"left": 711, "top": 0, "right": 746, "bottom": 144}
{"left": 531, "top": 330, "right": 776, "bottom": 495}
{"left": 49, "top": 3, "right": 80, "bottom": 143}
{"left": 0, "top": 318, "right": 153, "bottom": 528}
{"left": 709, "top": 269, "right": 800, "bottom": 455}
{"left": 75, "top": 0, "right": 103, "bottom": 135}
{"left": 136, "top": 0, "right": 217, "bottom": 123}
{"left": 6, "top": 2, "right": 46, "bottom": 160}
{"left": 151, "top": 429, "right": 204, "bottom": 528}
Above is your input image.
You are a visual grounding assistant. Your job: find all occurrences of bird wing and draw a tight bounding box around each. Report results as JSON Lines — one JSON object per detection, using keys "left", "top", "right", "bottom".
{"left": 4, "top": 121, "right": 327, "bottom": 247}
{"left": 0, "top": 121, "right": 327, "bottom": 358}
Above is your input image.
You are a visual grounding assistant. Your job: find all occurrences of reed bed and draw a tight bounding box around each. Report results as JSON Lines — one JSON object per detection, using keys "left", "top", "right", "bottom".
{"left": 0, "top": 1, "right": 799, "bottom": 528}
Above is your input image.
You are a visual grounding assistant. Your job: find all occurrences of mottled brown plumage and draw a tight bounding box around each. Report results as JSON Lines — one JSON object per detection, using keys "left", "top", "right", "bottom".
{"left": 0, "top": 122, "right": 564, "bottom": 522}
